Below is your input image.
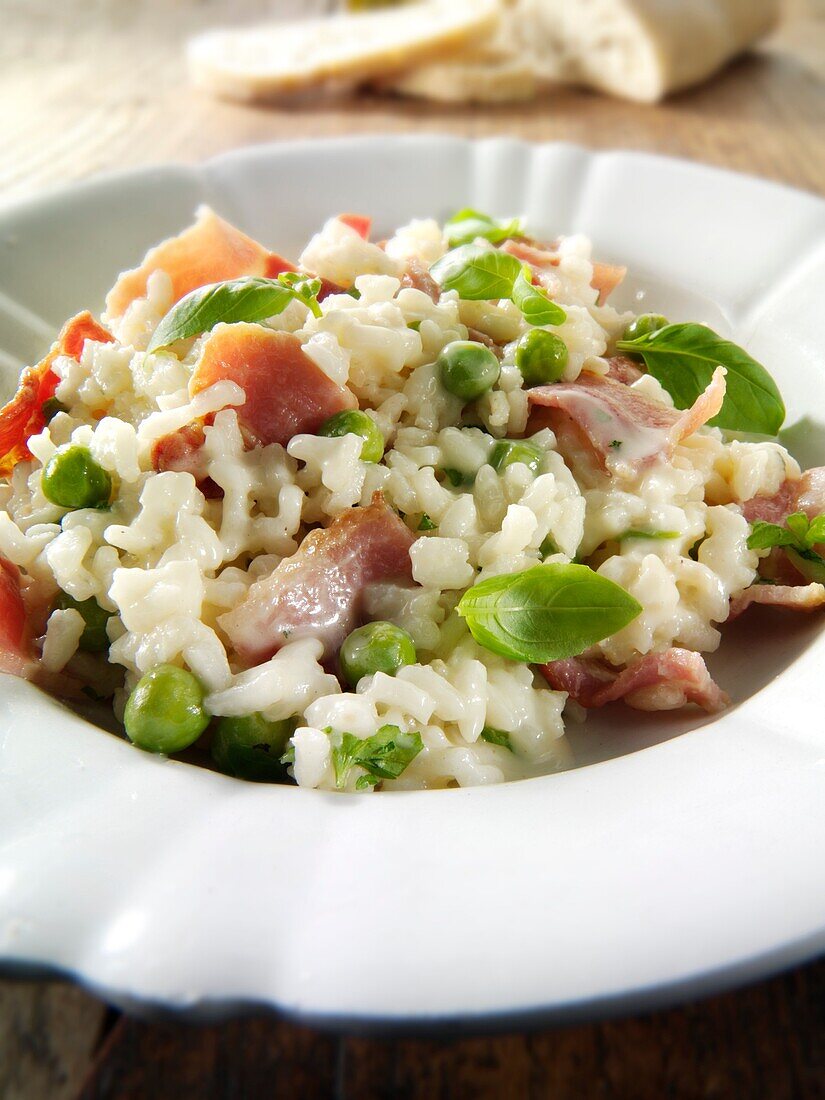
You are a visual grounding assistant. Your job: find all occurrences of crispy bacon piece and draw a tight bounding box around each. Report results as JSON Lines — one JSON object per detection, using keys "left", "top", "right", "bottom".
{"left": 741, "top": 467, "right": 825, "bottom": 525}
{"left": 0, "top": 312, "right": 113, "bottom": 477}
{"left": 150, "top": 422, "right": 223, "bottom": 499}
{"left": 219, "top": 493, "right": 415, "bottom": 666}
{"left": 189, "top": 324, "right": 357, "bottom": 448}
{"left": 527, "top": 368, "right": 726, "bottom": 479}
{"left": 502, "top": 239, "right": 627, "bottom": 304}
{"left": 542, "top": 649, "right": 729, "bottom": 714}
{"left": 105, "top": 207, "right": 296, "bottom": 319}
{"left": 604, "top": 355, "right": 645, "bottom": 385}
{"left": 400, "top": 259, "right": 440, "bottom": 302}
{"left": 729, "top": 582, "right": 825, "bottom": 619}
{"left": 590, "top": 262, "right": 628, "bottom": 305}
{"left": 338, "top": 213, "right": 372, "bottom": 240}
{"left": 0, "top": 557, "right": 33, "bottom": 678}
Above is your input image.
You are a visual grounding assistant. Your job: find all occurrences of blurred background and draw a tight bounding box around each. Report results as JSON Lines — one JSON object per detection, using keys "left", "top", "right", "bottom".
{"left": 1, "top": 1, "right": 824, "bottom": 1098}
{"left": 0, "top": 0, "right": 823, "bottom": 201}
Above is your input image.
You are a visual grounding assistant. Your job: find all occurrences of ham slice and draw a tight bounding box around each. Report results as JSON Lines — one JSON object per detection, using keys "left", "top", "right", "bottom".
{"left": 0, "top": 312, "right": 113, "bottom": 477}
{"left": 741, "top": 467, "right": 825, "bottom": 525}
{"left": 400, "top": 259, "right": 441, "bottom": 302}
{"left": 338, "top": 213, "right": 372, "bottom": 240}
{"left": 604, "top": 355, "right": 645, "bottom": 385}
{"left": 527, "top": 368, "right": 726, "bottom": 479}
{"left": 189, "top": 324, "right": 357, "bottom": 448}
{"left": 729, "top": 582, "right": 825, "bottom": 619}
{"left": 219, "top": 493, "right": 415, "bottom": 666}
{"left": 0, "top": 557, "right": 34, "bottom": 678}
{"left": 542, "top": 649, "right": 729, "bottom": 714}
{"left": 502, "top": 239, "right": 627, "bottom": 304}
{"left": 105, "top": 207, "right": 297, "bottom": 319}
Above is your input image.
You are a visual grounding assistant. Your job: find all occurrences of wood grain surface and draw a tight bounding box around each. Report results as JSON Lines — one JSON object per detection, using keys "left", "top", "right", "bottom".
{"left": 1, "top": 0, "right": 824, "bottom": 1097}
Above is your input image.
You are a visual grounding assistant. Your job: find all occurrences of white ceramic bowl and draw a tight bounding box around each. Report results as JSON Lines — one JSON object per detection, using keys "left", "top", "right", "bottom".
{"left": 2, "top": 137, "right": 825, "bottom": 1030}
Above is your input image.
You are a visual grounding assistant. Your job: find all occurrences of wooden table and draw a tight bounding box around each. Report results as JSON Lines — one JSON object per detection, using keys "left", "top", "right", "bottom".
{"left": 1, "top": 0, "right": 824, "bottom": 1096}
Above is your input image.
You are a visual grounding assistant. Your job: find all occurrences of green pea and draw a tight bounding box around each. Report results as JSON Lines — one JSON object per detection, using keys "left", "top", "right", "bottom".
{"left": 54, "top": 591, "right": 112, "bottom": 653}
{"left": 622, "top": 313, "right": 668, "bottom": 343}
{"left": 41, "top": 445, "right": 112, "bottom": 510}
{"left": 318, "top": 410, "right": 385, "bottom": 463}
{"left": 514, "top": 329, "right": 568, "bottom": 386}
{"left": 339, "top": 621, "right": 417, "bottom": 689}
{"left": 124, "top": 665, "right": 210, "bottom": 754}
{"left": 489, "top": 439, "right": 543, "bottom": 475}
{"left": 211, "top": 713, "right": 297, "bottom": 782}
{"left": 438, "top": 341, "right": 500, "bottom": 401}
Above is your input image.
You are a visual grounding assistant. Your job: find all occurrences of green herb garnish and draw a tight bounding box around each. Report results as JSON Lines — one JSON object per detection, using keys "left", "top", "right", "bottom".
{"left": 748, "top": 512, "right": 825, "bottom": 583}
{"left": 148, "top": 273, "right": 323, "bottom": 352}
{"left": 457, "top": 563, "right": 642, "bottom": 664}
{"left": 444, "top": 208, "right": 523, "bottom": 249}
{"left": 511, "top": 267, "right": 566, "bottom": 326}
{"left": 480, "top": 726, "right": 515, "bottom": 752}
{"left": 332, "top": 725, "right": 424, "bottom": 790}
{"left": 616, "top": 322, "right": 785, "bottom": 435}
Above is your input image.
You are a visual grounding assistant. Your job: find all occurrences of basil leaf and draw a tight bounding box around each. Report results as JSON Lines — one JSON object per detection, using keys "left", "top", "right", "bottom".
{"left": 512, "top": 268, "right": 567, "bottom": 327}
{"left": 332, "top": 725, "right": 423, "bottom": 790}
{"left": 806, "top": 515, "right": 825, "bottom": 544}
{"left": 430, "top": 244, "right": 523, "bottom": 301}
{"left": 747, "top": 521, "right": 796, "bottom": 550}
{"left": 457, "top": 563, "right": 642, "bottom": 664}
{"left": 480, "top": 725, "right": 515, "bottom": 752}
{"left": 444, "top": 208, "right": 522, "bottom": 249}
{"left": 747, "top": 513, "right": 825, "bottom": 584}
{"left": 616, "top": 323, "right": 785, "bottom": 435}
{"left": 787, "top": 546, "right": 825, "bottom": 584}
{"left": 148, "top": 273, "right": 322, "bottom": 352}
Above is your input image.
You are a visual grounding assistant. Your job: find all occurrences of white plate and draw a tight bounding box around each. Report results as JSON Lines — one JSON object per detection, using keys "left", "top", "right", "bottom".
{"left": 2, "top": 137, "right": 825, "bottom": 1030}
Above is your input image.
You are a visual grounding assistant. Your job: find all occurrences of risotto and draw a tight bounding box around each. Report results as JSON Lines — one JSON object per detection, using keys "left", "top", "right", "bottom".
{"left": 1, "top": 206, "right": 823, "bottom": 791}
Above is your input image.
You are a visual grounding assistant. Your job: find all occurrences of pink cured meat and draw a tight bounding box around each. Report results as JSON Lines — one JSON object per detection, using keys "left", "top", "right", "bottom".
{"left": 527, "top": 368, "right": 726, "bottom": 479}
{"left": 729, "top": 582, "right": 825, "bottom": 619}
{"left": 219, "top": 494, "right": 416, "bottom": 666}
{"left": 741, "top": 467, "right": 825, "bottom": 524}
{"left": 189, "top": 325, "right": 357, "bottom": 448}
{"left": 0, "top": 557, "right": 34, "bottom": 678}
{"left": 501, "top": 239, "right": 627, "bottom": 304}
{"left": 541, "top": 649, "right": 729, "bottom": 714}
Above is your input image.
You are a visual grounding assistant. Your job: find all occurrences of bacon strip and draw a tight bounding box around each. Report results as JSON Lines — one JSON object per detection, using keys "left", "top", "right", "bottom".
{"left": 219, "top": 494, "right": 415, "bottom": 666}
{"left": 741, "top": 467, "right": 825, "bottom": 525}
{"left": 0, "top": 557, "right": 34, "bottom": 678}
{"left": 104, "top": 207, "right": 295, "bottom": 319}
{"left": 527, "top": 368, "right": 726, "bottom": 479}
{"left": 189, "top": 324, "right": 357, "bottom": 448}
{"left": 501, "top": 239, "right": 626, "bottom": 304}
{"left": 400, "top": 259, "right": 440, "bottom": 302}
{"left": 729, "top": 582, "right": 825, "bottom": 619}
{"left": 338, "top": 213, "right": 372, "bottom": 240}
{"left": 0, "top": 312, "right": 113, "bottom": 477}
{"left": 542, "top": 649, "right": 729, "bottom": 714}
{"left": 604, "top": 355, "right": 644, "bottom": 385}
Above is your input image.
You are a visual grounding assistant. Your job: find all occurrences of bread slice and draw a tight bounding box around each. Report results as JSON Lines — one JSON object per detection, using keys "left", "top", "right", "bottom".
{"left": 188, "top": 0, "right": 501, "bottom": 103}
{"left": 376, "top": 14, "right": 539, "bottom": 104}
{"left": 509, "top": 0, "right": 781, "bottom": 102}
{"left": 381, "top": 56, "right": 538, "bottom": 104}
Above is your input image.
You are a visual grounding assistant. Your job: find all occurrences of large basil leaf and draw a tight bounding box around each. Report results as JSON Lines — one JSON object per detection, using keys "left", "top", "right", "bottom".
{"left": 148, "top": 273, "right": 322, "bottom": 353}
{"left": 430, "top": 244, "right": 523, "bottom": 301}
{"left": 617, "top": 322, "right": 785, "bottom": 435}
{"left": 444, "top": 208, "right": 522, "bottom": 249}
{"left": 457, "top": 563, "right": 642, "bottom": 664}
{"left": 512, "top": 268, "right": 566, "bottom": 326}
